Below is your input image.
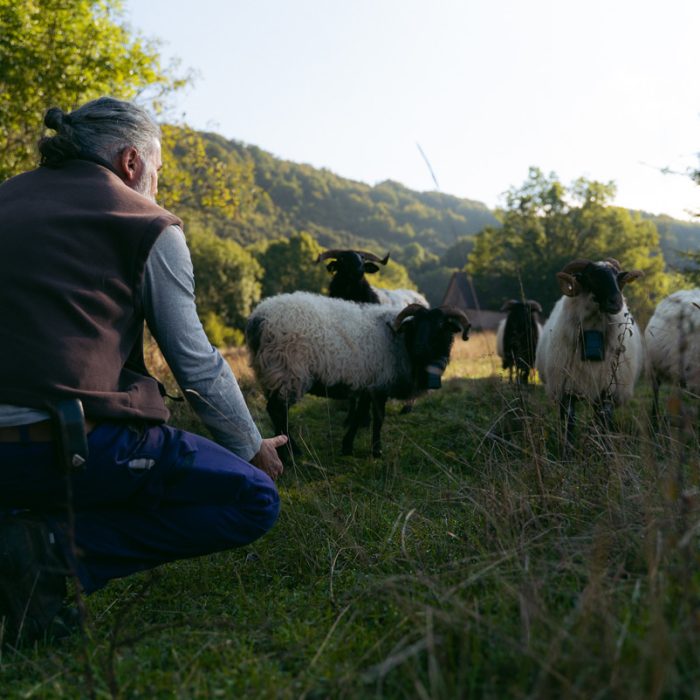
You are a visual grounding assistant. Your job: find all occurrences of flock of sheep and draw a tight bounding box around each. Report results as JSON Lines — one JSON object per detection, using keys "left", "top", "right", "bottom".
{"left": 244, "top": 249, "right": 700, "bottom": 457}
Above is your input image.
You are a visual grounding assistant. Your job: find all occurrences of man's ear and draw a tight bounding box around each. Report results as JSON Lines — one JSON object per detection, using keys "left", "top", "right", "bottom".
{"left": 117, "top": 146, "right": 141, "bottom": 183}
{"left": 557, "top": 272, "right": 581, "bottom": 296}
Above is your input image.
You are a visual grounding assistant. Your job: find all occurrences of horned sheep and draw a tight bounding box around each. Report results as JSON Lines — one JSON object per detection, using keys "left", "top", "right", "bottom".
{"left": 245, "top": 292, "right": 470, "bottom": 457}
{"left": 316, "top": 249, "right": 429, "bottom": 308}
{"left": 644, "top": 289, "right": 700, "bottom": 422}
{"left": 317, "top": 248, "right": 428, "bottom": 416}
{"left": 535, "top": 258, "right": 644, "bottom": 445}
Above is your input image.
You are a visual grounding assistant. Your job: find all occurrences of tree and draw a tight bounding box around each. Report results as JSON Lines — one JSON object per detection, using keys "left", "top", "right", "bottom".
{"left": 468, "top": 168, "right": 671, "bottom": 322}
{"left": 392, "top": 242, "right": 439, "bottom": 275}
{"left": 371, "top": 258, "right": 416, "bottom": 292}
{"left": 187, "top": 224, "right": 263, "bottom": 345}
{"left": 159, "top": 125, "right": 260, "bottom": 223}
{"left": 0, "top": 0, "right": 186, "bottom": 181}
{"left": 255, "top": 232, "right": 328, "bottom": 298}
{"left": 413, "top": 267, "right": 455, "bottom": 307}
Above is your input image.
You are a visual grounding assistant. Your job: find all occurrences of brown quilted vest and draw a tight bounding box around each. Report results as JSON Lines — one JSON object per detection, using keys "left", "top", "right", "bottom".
{"left": 0, "top": 159, "right": 182, "bottom": 421}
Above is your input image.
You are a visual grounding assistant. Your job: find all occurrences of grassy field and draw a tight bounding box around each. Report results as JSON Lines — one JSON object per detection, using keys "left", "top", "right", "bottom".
{"left": 2, "top": 332, "right": 700, "bottom": 698}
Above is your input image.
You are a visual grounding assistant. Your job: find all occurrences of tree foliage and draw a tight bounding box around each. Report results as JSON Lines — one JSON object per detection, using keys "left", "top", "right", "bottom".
{"left": 0, "top": 0, "right": 186, "bottom": 181}
{"left": 159, "top": 125, "right": 262, "bottom": 224}
{"left": 254, "top": 232, "right": 328, "bottom": 299}
{"left": 187, "top": 223, "right": 263, "bottom": 345}
{"left": 468, "top": 168, "right": 672, "bottom": 321}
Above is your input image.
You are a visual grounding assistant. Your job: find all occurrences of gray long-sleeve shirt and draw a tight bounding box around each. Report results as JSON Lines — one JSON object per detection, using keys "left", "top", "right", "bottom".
{"left": 0, "top": 225, "right": 263, "bottom": 461}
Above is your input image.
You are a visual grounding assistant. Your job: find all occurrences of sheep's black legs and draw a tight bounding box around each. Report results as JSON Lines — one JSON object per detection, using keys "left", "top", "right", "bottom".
{"left": 266, "top": 392, "right": 298, "bottom": 458}
{"left": 347, "top": 393, "right": 371, "bottom": 428}
{"left": 370, "top": 393, "right": 387, "bottom": 458}
{"left": 342, "top": 393, "right": 370, "bottom": 455}
{"left": 341, "top": 392, "right": 387, "bottom": 457}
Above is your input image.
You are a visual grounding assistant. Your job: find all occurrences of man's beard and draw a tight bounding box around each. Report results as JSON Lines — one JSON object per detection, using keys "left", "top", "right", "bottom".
{"left": 133, "top": 172, "right": 156, "bottom": 202}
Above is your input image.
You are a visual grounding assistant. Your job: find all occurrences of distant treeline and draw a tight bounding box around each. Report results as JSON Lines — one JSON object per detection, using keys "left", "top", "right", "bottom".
{"left": 157, "top": 127, "right": 699, "bottom": 339}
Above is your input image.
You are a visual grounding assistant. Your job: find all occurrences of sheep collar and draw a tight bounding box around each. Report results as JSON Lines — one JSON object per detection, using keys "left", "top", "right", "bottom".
{"left": 580, "top": 327, "right": 605, "bottom": 362}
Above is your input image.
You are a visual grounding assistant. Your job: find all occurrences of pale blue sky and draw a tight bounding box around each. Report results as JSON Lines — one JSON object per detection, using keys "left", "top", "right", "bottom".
{"left": 123, "top": 0, "right": 699, "bottom": 220}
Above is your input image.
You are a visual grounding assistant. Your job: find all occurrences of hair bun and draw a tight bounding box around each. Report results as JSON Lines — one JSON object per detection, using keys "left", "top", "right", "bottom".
{"left": 44, "top": 107, "right": 66, "bottom": 131}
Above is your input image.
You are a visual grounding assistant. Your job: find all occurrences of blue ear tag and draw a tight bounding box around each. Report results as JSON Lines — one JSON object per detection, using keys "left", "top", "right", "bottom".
{"left": 581, "top": 330, "right": 605, "bottom": 361}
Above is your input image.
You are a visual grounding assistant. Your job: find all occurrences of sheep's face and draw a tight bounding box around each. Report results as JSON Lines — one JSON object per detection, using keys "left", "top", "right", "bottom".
{"left": 395, "top": 307, "right": 470, "bottom": 389}
{"left": 326, "top": 251, "right": 379, "bottom": 280}
{"left": 557, "top": 261, "right": 642, "bottom": 315}
{"left": 581, "top": 263, "right": 625, "bottom": 314}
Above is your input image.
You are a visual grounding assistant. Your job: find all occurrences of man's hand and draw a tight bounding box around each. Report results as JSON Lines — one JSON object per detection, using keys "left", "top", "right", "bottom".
{"left": 250, "top": 435, "right": 288, "bottom": 480}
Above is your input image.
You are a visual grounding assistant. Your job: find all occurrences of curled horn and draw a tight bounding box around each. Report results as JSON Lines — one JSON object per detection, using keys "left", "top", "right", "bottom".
{"left": 557, "top": 259, "right": 592, "bottom": 297}
{"left": 316, "top": 249, "right": 346, "bottom": 263}
{"left": 439, "top": 305, "right": 472, "bottom": 340}
{"left": 604, "top": 258, "right": 621, "bottom": 270}
{"left": 526, "top": 299, "right": 543, "bottom": 313}
{"left": 561, "top": 259, "right": 592, "bottom": 275}
{"left": 392, "top": 303, "right": 427, "bottom": 331}
{"left": 358, "top": 250, "right": 390, "bottom": 265}
{"left": 500, "top": 299, "right": 519, "bottom": 311}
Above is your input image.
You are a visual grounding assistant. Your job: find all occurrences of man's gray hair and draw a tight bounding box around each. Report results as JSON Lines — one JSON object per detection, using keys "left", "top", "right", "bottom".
{"left": 39, "top": 97, "right": 161, "bottom": 168}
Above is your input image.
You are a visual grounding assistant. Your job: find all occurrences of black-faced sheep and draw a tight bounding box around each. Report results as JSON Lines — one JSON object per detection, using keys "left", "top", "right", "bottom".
{"left": 245, "top": 292, "right": 470, "bottom": 457}
{"left": 317, "top": 249, "right": 429, "bottom": 308}
{"left": 535, "top": 258, "right": 644, "bottom": 446}
{"left": 317, "top": 248, "right": 428, "bottom": 416}
{"left": 644, "top": 289, "right": 700, "bottom": 424}
{"left": 496, "top": 299, "right": 543, "bottom": 384}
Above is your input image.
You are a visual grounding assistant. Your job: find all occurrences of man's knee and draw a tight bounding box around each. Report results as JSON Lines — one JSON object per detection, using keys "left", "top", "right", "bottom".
{"left": 220, "top": 472, "right": 280, "bottom": 547}
{"left": 246, "top": 474, "right": 281, "bottom": 537}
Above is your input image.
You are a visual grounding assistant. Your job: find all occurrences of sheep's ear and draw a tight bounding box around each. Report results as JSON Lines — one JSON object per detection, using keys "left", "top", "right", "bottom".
{"left": 500, "top": 299, "right": 518, "bottom": 311}
{"left": 363, "top": 262, "right": 380, "bottom": 274}
{"left": 618, "top": 269, "right": 643, "bottom": 287}
{"left": 326, "top": 261, "right": 338, "bottom": 273}
{"left": 557, "top": 272, "right": 581, "bottom": 297}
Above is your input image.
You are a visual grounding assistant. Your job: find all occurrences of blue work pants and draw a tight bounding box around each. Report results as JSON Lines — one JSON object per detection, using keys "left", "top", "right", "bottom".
{"left": 0, "top": 423, "right": 280, "bottom": 593}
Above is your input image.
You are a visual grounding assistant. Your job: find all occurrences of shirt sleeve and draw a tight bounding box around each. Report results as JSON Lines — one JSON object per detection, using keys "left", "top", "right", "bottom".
{"left": 142, "top": 225, "right": 263, "bottom": 461}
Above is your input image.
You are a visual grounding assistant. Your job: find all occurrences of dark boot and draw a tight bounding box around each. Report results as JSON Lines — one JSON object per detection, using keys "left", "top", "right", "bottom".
{"left": 0, "top": 515, "right": 76, "bottom": 647}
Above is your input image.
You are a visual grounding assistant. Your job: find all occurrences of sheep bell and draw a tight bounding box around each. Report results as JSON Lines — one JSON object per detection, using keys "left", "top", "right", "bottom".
{"left": 426, "top": 356, "right": 449, "bottom": 389}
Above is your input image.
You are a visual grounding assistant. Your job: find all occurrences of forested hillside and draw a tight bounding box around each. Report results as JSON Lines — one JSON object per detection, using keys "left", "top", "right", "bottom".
{"left": 161, "top": 128, "right": 498, "bottom": 253}
{"left": 158, "top": 126, "right": 700, "bottom": 331}
{"left": 163, "top": 127, "right": 700, "bottom": 266}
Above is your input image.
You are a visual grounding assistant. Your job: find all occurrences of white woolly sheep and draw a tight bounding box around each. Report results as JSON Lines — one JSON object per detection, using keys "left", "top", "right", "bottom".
{"left": 316, "top": 248, "right": 428, "bottom": 416}
{"left": 535, "top": 258, "right": 644, "bottom": 445}
{"left": 644, "top": 289, "right": 700, "bottom": 423}
{"left": 246, "top": 292, "right": 470, "bottom": 457}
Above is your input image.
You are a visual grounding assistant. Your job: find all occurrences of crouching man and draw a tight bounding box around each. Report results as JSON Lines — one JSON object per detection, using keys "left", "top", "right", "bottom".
{"left": 0, "top": 97, "right": 286, "bottom": 646}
